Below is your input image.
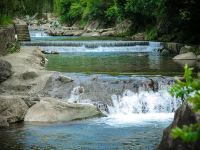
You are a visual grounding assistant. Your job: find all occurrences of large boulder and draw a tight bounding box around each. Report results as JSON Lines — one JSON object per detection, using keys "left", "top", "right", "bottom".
{"left": 157, "top": 103, "right": 200, "bottom": 150}
{"left": 173, "top": 52, "right": 197, "bottom": 60}
{"left": 24, "top": 97, "right": 101, "bottom": 122}
{"left": 174, "top": 60, "right": 196, "bottom": 67}
{"left": 0, "top": 60, "right": 12, "bottom": 83}
{"left": 0, "top": 96, "right": 29, "bottom": 126}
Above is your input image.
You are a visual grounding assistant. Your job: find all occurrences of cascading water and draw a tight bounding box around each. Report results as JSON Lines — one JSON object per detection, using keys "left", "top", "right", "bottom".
{"left": 29, "top": 30, "right": 49, "bottom": 38}
{"left": 63, "top": 74, "right": 181, "bottom": 126}
{"left": 105, "top": 89, "right": 180, "bottom": 126}
{"left": 109, "top": 90, "right": 179, "bottom": 114}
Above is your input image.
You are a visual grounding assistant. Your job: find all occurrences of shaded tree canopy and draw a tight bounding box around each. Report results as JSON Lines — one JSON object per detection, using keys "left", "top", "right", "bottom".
{"left": 0, "top": 0, "right": 199, "bottom": 44}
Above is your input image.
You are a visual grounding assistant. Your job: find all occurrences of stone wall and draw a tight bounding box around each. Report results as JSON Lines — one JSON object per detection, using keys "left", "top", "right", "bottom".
{"left": 0, "top": 25, "right": 16, "bottom": 55}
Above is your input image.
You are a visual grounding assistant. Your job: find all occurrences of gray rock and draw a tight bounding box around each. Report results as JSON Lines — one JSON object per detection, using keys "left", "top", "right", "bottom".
{"left": 56, "top": 75, "right": 73, "bottom": 83}
{"left": 21, "top": 96, "right": 40, "bottom": 108}
{"left": 0, "top": 60, "right": 12, "bottom": 83}
{"left": 82, "top": 32, "right": 100, "bottom": 37}
{"left": 131, "top": 33, "right": 145, "bottom": 41}
{"left": 174, "top": 60, "right": 196, "bottom": 67}
{"left": 0, "top": 116, "right": 9, "bottom": 128}
{"left": 161, "top": 49, "right": 170, "bottom": 56}
{"left": 157, "top": 103, "right": 200, "bottom": 150}
{"left": 101, "top": 31, "right": 116, "bottom": 36}
{"left": 0, "top": 96, "right": 28, "bottom": 124}
{"left": 173, "top": 52, "right": 197, "bottom": 60}
{"left": 24, "top": 97, "right": 101, "bottom": 122}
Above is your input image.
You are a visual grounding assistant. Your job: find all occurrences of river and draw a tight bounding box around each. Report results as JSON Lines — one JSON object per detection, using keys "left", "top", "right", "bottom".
{"left": 0, "top": 30, "right": 185, "bottom": 150}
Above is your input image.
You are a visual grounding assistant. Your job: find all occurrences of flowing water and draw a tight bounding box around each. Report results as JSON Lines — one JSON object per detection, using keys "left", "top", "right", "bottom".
{"left": 0, "top": 30, "right": 184, "bottom": 150}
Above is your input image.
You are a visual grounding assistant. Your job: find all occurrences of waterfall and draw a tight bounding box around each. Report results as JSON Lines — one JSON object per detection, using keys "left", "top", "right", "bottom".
{"left": 103, "top": 89, "right": 180, "bottom": 126}
{"left": 29, "top": 30, "right": 49, "bottom": 38}
{"left": 108, "top": 90, "right": 180, "bottom": 114}
{"left": 21, "top": 41, "right": 149, "bottom": 47}
{"left": 65, "top": 75, "right": 180, "bottom": 116}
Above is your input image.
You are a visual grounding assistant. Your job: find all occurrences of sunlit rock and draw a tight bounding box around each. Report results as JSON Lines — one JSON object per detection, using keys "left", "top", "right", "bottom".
{"left": 24, "top": 97, "right": 101, "bottom": 122}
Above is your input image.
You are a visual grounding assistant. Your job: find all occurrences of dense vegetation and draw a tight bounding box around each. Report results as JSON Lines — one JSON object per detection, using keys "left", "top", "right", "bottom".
{"left": 54, "top": 0, "right": 200, "bottom": 44}
{"left": 170, "top": 65, "right": 200, "bottom": 143}
{"left": 0, "top": 0, "right": 200, "bottom": 44}
{"left": 0, "top": 0, "right": 54, "bottom": 25}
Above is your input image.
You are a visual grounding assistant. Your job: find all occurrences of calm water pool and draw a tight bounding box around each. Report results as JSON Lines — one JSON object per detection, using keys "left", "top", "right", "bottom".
{"left": 0, "top": 115, "right": 172, "bottom": 150}
{"left": 46, "top": 52, "right": 185, "bottom": 75}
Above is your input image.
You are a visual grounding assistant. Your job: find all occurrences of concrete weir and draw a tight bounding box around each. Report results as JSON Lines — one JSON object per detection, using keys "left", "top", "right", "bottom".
{"left": 21, "top": 40, "right": 149, "bottom": 47}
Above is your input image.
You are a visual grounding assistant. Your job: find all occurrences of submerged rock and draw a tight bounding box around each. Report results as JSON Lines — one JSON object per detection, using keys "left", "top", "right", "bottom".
{"left": 0, "top": 60, "right": 12, "bottom": 83}
{"left": 157, "top": 103, "right": 200, "bottom": 150}
{"left": 24, "top": 97, "right": 101, "bottom": 122}
{"left": 173, "top": 52, "right": 197, "bottom": 60}
{"left": 0, "top": 96, "right": 28, "bottom": 125}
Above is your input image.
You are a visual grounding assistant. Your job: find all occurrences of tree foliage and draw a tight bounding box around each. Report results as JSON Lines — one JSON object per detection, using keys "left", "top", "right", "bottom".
{"left": 0, "top": 0, "right": 54, "bottom": 22}
{"left": 54, "top": 0, "right": 199, "bottom": 44}
{"left": 170, "top": 65, "right": 200, "bottom": 143}
{"left": 0, "top": 0, "right": 199, "bottom": 44}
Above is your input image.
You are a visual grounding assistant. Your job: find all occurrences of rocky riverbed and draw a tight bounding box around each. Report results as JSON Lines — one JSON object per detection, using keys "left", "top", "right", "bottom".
{"left": 0, "top": 47, "right": 101, "bottom": 127}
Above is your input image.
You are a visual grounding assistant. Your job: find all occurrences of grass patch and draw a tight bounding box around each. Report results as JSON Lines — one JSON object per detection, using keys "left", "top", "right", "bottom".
{"left": 7, "top": 42, "right": 20, "bottom": 54}
{"left": 0, "top": 15, "right": 13, "bottom": 26}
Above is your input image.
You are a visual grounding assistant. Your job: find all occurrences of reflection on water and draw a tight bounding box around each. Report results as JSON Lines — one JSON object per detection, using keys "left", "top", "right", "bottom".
{"left": 0, "top": 117, "right": 171, "bottom": 150}
{"left": 46, "top": 52, "right": 185, "bottom": 75}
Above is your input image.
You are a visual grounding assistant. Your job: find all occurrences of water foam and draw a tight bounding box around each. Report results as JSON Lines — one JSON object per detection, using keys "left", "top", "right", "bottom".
{"left": 108, "top": 90, "right": 179, "bottom": 114}
{"left": 104, "top": 90, "right": 180, "bottom": 126}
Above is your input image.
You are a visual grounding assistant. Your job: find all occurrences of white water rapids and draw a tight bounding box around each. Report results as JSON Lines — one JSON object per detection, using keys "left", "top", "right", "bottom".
{"left": 68, "top": 86, "right": 181, "bottom": 127}
{"left": 105, "top": 90, "right": 180, "bottom": 127}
